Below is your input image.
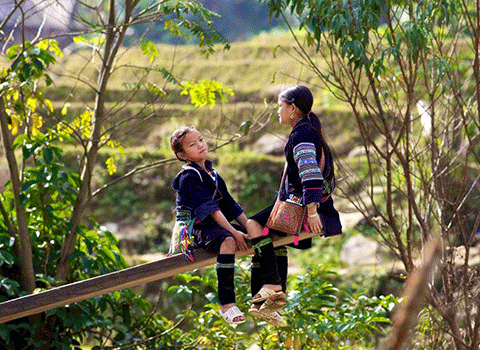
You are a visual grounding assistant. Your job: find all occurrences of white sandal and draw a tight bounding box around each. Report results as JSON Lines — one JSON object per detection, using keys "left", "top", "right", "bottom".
{"left": 220, "top": 305, "right": 245, "bottom": 325}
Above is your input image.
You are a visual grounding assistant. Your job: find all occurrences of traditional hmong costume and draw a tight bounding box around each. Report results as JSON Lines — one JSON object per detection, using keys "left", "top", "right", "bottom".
{"left": 250, "top": 116, "right": 342, "bottom": 299}
{"left": 171, "top": 160, "right": 244, "bottom": 305}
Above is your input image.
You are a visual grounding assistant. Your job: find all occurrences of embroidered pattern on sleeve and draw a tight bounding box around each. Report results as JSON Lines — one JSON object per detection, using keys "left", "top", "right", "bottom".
{"left": 293, "top": 142, "right": 324, "bottom": 183}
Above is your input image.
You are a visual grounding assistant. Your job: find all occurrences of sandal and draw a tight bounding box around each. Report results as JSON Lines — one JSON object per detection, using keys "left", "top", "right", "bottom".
{"left": 259, "top": 296, "right": 289, "bottom": 311}
{"left": 248, "top": 307, "right": 288, "bottom": 327}
{"left": 251, "top": 287, "right": 287, "bottom": 306}
{"left": 220, "top": 305, "right": 245, "bottom": 325}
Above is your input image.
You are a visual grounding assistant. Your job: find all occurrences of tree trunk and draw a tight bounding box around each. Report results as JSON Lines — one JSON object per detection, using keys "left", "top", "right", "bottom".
{"left": 55, "top": 0, "right": 132, "bottom": 282}
{"left": 0, "top": 97, "right": 35, "bottom": 293}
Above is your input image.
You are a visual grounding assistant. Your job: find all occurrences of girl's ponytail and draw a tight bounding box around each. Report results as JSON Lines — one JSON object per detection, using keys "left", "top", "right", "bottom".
{"left": 308, "top": 111, "right": 321, "bottom": 135}
{"left": 308, "top": 111, "right": 334, "bottom": 184}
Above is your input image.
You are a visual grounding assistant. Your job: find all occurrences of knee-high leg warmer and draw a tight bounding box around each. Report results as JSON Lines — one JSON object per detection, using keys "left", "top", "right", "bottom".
{"left": 251, "top": 236, "right": 282, "bottom": 287}
{"left": 251, "top": 254, "right": 262, "bottom": 300}
{"left": 216, "top": 254, "right": 235, "bottom": 305}
{"left": 275, "top": 246, "right": 288, "bottom": 293}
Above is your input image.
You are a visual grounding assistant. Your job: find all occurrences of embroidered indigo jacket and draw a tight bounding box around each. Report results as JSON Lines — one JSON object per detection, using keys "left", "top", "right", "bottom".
{"left": 284, "top": 117, "right": 342, "bottom": 237}
{"left": 171, "top": 160, "right": 244, "bottom": 224}
{"left": 284, "top": 116, "right": 327, "bottom": 205}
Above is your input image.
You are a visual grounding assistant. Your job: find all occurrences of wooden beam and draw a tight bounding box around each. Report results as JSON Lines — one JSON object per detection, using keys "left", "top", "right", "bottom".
{"left": 0, "top": 231, "right": 319, "bottom": 324}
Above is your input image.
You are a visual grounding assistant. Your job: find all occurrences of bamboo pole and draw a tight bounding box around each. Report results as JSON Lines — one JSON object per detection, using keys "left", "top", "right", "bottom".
{"left": 0, "top": 231, "right": 320, "bottom": 324}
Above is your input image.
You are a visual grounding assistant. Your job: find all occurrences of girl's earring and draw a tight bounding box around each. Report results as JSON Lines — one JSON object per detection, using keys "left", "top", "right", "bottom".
{"left": 290, "top": 114, "right": 295, "bottom": 120}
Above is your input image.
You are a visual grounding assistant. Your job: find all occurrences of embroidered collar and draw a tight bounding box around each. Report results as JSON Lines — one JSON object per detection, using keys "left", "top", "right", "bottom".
{"left": 185, "top": 160, "right": 214, "bottom": 172}
{"left": 183, "top": 160, "right": 216, "bottom": 181}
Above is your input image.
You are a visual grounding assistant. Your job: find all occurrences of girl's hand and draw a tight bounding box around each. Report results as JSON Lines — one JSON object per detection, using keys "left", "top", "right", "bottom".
{"left": 233, "top": 231, "right": 249, "bottom": 251}
{"left": 307, "top": 214, "right": 323, "bottom": 234}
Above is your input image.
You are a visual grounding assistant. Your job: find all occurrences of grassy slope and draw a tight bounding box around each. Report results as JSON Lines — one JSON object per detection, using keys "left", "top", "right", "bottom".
{"left": 48, "top": 29, "right": 356, "bottom": 151}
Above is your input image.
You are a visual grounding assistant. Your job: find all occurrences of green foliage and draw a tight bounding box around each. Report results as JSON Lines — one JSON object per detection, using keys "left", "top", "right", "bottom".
{"left": 155, "top": 0, "right": 231, "bottom": 57}
{"left": 155, "top": 262, "right": 398, "bottom": 350}
{"left": 0, "top": 4, "right": 405, "bottom": 348}
{"left": 262, "top": 0, "right": 464, "bottom": 76}
{"left": 3, "top": 39, "right": 60, "bottom": 84}
{"left": 216, "top": 151, "right": 282, "bottom": 216}
{"left": 255, "top": 264, "right": 397, "bottom": 349}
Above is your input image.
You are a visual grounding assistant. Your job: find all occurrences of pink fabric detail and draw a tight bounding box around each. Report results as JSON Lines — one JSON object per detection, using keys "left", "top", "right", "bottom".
{"left": 304, "top": 223, "right": 310, "bottom": 233}
{"left": 263, "top": 227, "right": 269, "bottom": 236}
{"left": 294, "top": 235, "right": 299, "bottom": 246}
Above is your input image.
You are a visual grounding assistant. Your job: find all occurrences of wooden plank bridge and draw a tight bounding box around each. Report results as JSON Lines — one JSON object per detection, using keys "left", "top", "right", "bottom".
{"left": 0, "top": 231, "right": 319, "bottom": 324}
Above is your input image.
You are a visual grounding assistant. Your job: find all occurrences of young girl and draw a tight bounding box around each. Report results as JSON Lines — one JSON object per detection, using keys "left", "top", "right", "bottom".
{"left": 170, "top": 126, "right": 250, "bottom": 324}
{"left": 247, "top": 85, "right": 342, "bottom": 327}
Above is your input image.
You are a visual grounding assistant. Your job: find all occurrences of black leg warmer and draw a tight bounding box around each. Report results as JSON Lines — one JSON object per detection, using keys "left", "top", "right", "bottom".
{"left": 251, "top": 254, "right": 262, "bottom": 300}
{"left": 251, "top": 236, "right": 282, "bottom": 287}
{"left": 275, "top": 246, "right": 288, "bottom": 293}
{"left": 216, "top": 254, "right": 235, "bottom": 305}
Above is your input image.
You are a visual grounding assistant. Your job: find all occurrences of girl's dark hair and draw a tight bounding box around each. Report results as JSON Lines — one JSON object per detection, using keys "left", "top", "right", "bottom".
{"left": 170, "top": 125, "right": 196, "bottom": 161}
{"left": 279, "top": 85, "right": 335, "bottom": 182}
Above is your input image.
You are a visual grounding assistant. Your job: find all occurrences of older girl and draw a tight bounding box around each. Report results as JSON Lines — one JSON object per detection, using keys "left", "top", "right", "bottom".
{"left": 247, "top": 85, "right": 342, "bottom": 327}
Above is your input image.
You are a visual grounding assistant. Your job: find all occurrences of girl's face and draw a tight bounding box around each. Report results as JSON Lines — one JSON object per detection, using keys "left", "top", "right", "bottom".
{"left": 277, "top": 97, "right": 295, "bottom": 126}
{"left": 177, "top": 130, "right": 208, "bottom": 164}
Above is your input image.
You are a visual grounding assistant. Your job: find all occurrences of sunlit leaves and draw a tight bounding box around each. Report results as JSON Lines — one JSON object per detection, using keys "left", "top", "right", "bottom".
{"left": 35, "top": 39, "right": 63, "bottom": 58}
{"left": 2, "top": 42, "right": 57, "bottom": 139}
{"left": 73, "top": 36, "right": 88, "bottom": 45}
{"left": 146, "top": 82, "right": 165, "bottom": 97}
{"left": 7, "top": 114, "right": 20, "bottom": 136}
{"left": 180, "top": 79, "right": 234, "bottom": 108}
{"left": 57, "top": 109, "right": 93, "bottom": 140}
{"left": 4, "top": 40, "right": 59, "bottom": 83}
{"left": 103, "top": 139, "right": 126, "bottom": 176}
{"left": 140, "top": 39, "right": 159, "bottom": 62}
{"left": 105, "top": 157, "right": 117, "bottom": 175}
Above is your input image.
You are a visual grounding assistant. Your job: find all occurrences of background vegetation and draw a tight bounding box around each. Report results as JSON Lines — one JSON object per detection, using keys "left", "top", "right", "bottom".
{"left": 0, "top": 1, "right": 479, "bottom": 349}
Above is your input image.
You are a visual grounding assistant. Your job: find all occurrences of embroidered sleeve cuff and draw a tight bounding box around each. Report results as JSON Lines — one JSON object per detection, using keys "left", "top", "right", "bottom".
{"left": 194, "top": 200, "right": 221, "bottom": 222}
{"left": 293, "top": 143, "right": 324, "bottom": 185}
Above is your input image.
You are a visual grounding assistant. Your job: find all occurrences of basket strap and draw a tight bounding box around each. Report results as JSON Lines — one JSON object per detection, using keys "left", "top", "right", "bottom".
{"left": 276, "top": 162, "right": 288, "bottom": 194}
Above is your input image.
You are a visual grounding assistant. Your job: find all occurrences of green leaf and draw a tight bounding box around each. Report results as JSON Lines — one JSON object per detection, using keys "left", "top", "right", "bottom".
{"left": 0, "top": 326, "right": 10, "bottom": 343}
{"left": 0, "top": 251, "right": 14, "bottom": 266}
{"left": 73, "top": 36, "right": 88, "bottom": 44}
{"left": 21, "top": 180, "right": 36, "bottom": 192}
{"left": 43, "top": 147, "right": 53, "bottom": 164}
{"left": 140, "top": 40, "right": 159, "bottom": 62}
{"left": 44, "top": 74, "right": 53, "bottom": 86}
{"left": 239, "top": 120, "right": 251, "bottom": 135}
{"left": 80, "top": 256, "right": 92, "bottom": 274}
{"left": 19, "top": 193, "right": 28, "bottom": 206}
{"left": 12, "top": 134, "right": 27, "bottom": 151}
{"left": 23, "top": 142, "right": 39, "bottom": 159}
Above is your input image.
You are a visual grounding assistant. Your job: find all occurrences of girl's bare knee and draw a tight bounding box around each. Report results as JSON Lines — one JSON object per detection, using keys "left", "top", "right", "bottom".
{"left": 246, "top": 219, "right": 263, "bottom": 238}
{"left": 220, "top": 236, "right": 236, "bottom": 254}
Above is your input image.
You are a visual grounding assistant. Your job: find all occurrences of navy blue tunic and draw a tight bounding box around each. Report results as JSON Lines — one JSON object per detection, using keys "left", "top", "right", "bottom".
{"left": 171, "top": 160, "right": 244, "bottom": 251}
